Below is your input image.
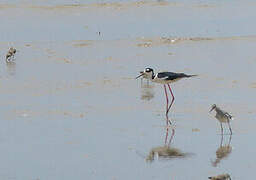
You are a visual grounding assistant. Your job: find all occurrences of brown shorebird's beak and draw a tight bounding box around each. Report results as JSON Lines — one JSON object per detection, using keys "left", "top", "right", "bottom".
{"left": 209, "top": 107, "right": 214, "bottom": 113}
{"left": 135, "top": 71, "right": 144, "bottom": 79}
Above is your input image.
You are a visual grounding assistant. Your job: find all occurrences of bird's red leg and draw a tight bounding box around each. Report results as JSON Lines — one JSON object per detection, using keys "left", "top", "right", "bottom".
{"left": 167, "top": 84, "right": 175, "bottom": 114}
{"left": 164, "top": 85, "right": 169, "bottom": 125}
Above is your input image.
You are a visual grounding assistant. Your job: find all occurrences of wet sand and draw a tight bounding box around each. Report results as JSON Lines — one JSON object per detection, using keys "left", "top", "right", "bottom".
{"left": 0, "top": 0, "right": 256, "bottom": 179}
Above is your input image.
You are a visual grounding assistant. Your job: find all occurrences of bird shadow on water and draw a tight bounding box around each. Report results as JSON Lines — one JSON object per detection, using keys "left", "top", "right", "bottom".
{"left": 140, "top": 80, "right": 154, "bottom": 101}
{"left": 211, "top": 134, "right": 232, "bottom": 167}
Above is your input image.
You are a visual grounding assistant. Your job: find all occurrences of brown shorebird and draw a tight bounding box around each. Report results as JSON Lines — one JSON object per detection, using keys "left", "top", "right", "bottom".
{"left": 6, "top": 47, "right": 17, "bottom": 63}
{"left": 210, "top": 104, "right": 233, "bottom": 135}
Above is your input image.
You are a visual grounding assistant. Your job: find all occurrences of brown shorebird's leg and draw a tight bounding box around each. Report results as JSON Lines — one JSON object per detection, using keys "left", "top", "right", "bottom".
{"left": 228, "top": 133, "right": 232, "bottom": 146}
{"left": 167, "top": 84, "right": 175, "bottom": 114}
{"left": 220, "top": 122, "right": 223, "bottom": 135}
{"left": 228, "top": 121, "right": 232, "bottom": 135}
{"left": 220, "top": 132, "right": 223, "bottom": 147}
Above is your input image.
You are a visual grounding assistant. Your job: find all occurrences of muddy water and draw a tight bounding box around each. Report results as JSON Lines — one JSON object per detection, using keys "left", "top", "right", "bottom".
{"left": 0, "top": 1, "right": 256, "bottom": 179}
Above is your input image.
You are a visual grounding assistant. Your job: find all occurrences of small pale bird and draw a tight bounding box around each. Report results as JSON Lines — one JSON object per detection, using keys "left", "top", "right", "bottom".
{"left": 6, "top": 47, "right": 17, "bottom": 63}
{"left": 136, "top": 67, "right": 196, "bottom": 125}
{"left": 208, "top": 173, "right": 231, "bottom": 180}
{"left": 210, "top": 104, "right": 233, "bottom": 135}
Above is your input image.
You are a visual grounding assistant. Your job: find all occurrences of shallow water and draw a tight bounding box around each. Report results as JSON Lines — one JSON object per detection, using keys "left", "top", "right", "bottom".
{"left": 0, "top": 0, "right": 256, "bottom": 179}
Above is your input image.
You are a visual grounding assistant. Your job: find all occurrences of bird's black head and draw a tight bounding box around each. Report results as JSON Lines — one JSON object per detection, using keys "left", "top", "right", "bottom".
{"left": 143, "top": 68, "right": 154, "bottom": 79}
{"left": 136, "top": 67, "right": 154, "bottom": 79}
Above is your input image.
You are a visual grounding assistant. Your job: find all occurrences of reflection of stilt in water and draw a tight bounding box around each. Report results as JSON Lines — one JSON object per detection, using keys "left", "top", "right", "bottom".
{"left": 211, "top": 134, "right": 232, "bottom": 167}
{"left": 140, "top": 78, "right": 150, "bottom": 87}
{"left": 146, "top": 126, "right": 186, "bottom": 162}
{"left": 6, "top": 62, "right": 16, "bottom": 76}
{"left": 164, "top": 115, "right": 174, "bottom": 146}
{"left": 140, "top": 82, "right": 154, "bottom": 101}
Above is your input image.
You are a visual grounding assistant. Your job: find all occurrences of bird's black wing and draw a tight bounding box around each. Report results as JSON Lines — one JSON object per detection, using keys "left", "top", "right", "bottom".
{"left": 157, "top": 72, "right": 191, "bottom": 81}
{"left": 224, "top": 112, "right": 233, "bottom": 120}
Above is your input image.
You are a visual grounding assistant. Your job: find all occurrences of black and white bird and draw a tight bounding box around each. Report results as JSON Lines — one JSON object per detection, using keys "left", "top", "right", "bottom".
{"left": 6, "top": 47, "right": 17, "bottom": 63}
{"left": 136, "top": 68, "right": 196, "bottom": 125}
{"left": 210, "top": 104, "right": 233, "bottom": 135}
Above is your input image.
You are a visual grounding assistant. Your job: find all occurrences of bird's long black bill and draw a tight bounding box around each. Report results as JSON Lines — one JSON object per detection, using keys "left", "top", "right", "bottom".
{"left": 209, "top": 107, "right": 214, "bottom": 113}
{"left": 135, "top": 74, "right": 143, "bottom": 79}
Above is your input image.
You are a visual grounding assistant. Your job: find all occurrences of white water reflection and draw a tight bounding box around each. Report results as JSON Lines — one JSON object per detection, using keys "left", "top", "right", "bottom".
{"left": 140, "top": 81, "right": 154, "bottom": 101}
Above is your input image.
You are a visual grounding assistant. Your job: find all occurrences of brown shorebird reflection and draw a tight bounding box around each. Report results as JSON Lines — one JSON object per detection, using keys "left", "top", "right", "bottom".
{"left": 146, "top": 127, "right": 186, "bottom": 162}
{"left": 140, "top": 82, "right": 154, "bottom": 101}
{"left": 211, "top": 134, "right": 232, "bottom": 167}
{"left": 208, "top": 173, "right": 231, "bottom": 180}
{"left": 6, "top": 61, "right": 16, "bottom": 76}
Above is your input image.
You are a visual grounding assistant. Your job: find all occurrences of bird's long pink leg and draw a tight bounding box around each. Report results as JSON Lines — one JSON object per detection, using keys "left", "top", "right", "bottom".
{"left": 164, "top": 85, "right": 169, "bottom": 125}
{"left": 167, "top": 84, "right": 175, "bottom": 114}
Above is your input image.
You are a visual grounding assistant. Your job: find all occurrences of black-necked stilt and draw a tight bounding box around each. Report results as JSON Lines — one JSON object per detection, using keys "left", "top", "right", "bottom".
{"left": 6, "top": 47, "right": 16, "bottom": 63}
{"left": 208, "top": 174, "right": 231, "bottom": 180}
{"left": 210, "top": 104, "right": 233, "bottom": 135}
{"left": 136, "top": 67, "right": 196, "bottom": 125}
